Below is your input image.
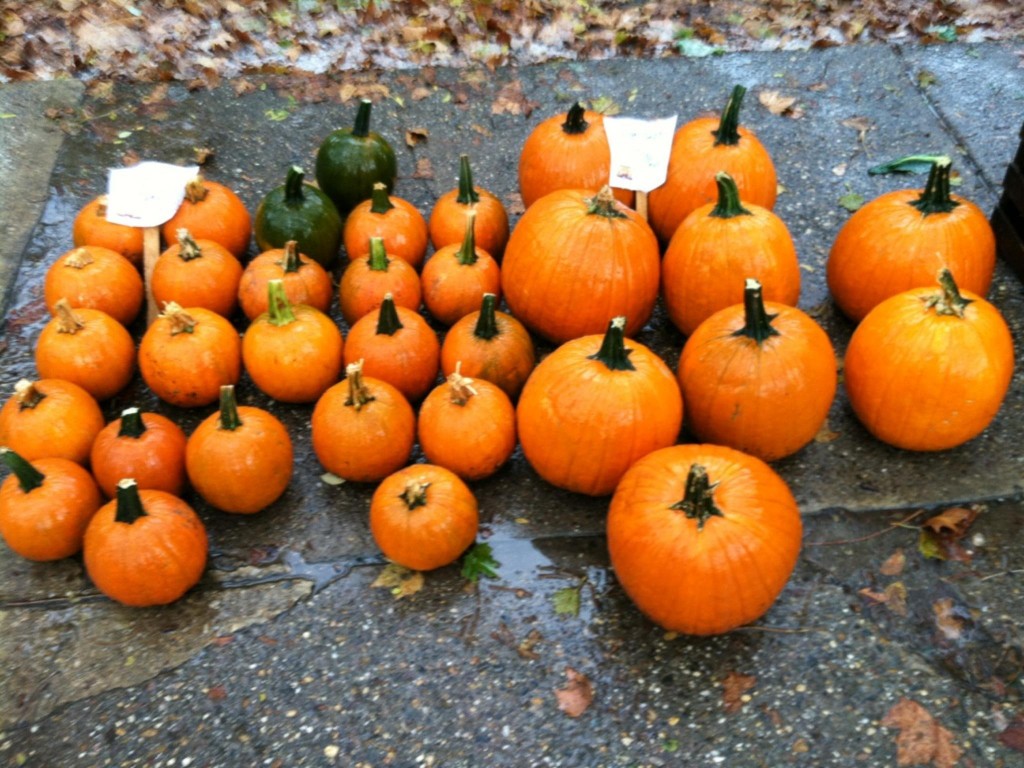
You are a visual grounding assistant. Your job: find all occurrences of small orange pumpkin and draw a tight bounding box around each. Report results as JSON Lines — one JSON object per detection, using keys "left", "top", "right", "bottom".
{"left": 429, "top": 154, "right": 509, "bottom": 260}
{"left": 0, "top": 379, "right": 104, "bottom": 465}
{"left": 161, "top": 176, "right": 252, "bottom": 259}
{"left": 237, "top": 240, "right": 333, "bottom": 322}
{"left": 72, "top": 195, "right": 144, "bottom": 267}
{"left": 44, "top": 245, "right": 144, "bottom": 327}
{"left": 152, "top": 229, "right": 243, "bottom": 318}
{"left": 90, "top": 407, "right": 188, "bottom": 498}
{"left": 338, "top": 237, "right": 422, "bottom": 326}
{"left": 343, "top": 182, "right": 428, "bottom": 269}
{"left": 421, "top": 210, "right": 501, "bottom": 326}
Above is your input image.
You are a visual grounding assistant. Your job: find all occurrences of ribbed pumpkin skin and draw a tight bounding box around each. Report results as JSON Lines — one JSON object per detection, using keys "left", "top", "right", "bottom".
{"left": 826, "top": 190, "right": 995, "bottom": 323}
{"left": 607, "top": 443, "right": 802, "bottom": 635}
{"left": 648, "top": 116, "right": 777, "bottom": 244}
{"left": 661, "top": 198, "right": 800, "bottom": 337}
{"left": 677, "top": 298, "right": 836, "bottom": 461}
{"left": 343, "top": 192, "right": 428, "bottom": 269}
{"left": 516, "top": 326, "right": 682, "bottom": 496}
{"left": 501, "top": 189, "right": 660, "bottom": 343}
{"left": 843, "top": 281, "right": 1014, "bottom": 451}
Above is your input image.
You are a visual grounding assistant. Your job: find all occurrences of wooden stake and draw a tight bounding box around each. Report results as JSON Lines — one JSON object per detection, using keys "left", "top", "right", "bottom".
{"left": 143, "top": 226, "right": 161, "bottom": 324}
{"left": 635, "top": 190, "right": 648, "bottom": 221}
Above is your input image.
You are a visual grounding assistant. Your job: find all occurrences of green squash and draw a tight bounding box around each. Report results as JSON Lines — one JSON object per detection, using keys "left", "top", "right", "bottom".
{"left": 254, "top": 165, "right": 343, "bottom": 268}
{"left": 315, "top": 99, "right": 397, "bottom": 216}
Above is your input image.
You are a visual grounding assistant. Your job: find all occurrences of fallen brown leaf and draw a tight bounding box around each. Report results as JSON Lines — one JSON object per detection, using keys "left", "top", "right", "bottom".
{"left": 555, "top": 666, "right": 593, "bottom": 718}
{"left": 411, "top": 156, "right": 434, "bottom": 179}
{"left": 405, "top": 126, "right": 428, "bottom": 147}
{"left": 881, "top": 697, "right": 963, "bottom": 767}
{"left": 841, "top": 116, "right": 874, "bottom": 142}
{"left": 879, "top": 548, "right": 906, "bottom": 576}
{"left": 492, "top": 79, "right": 537, "bottom": 117}
{"left": 759, "top": 90, "right": 803, "bottom": 118}
{"left": 722, "top": 671, "right": 756, "bottom": 713}
{"left": 932, "top": 598, "right": 965, "bottom": 642}
{"left": 371, "top": 562, "right": 424, "bottom": 599}
{"left": 923, "top": 506, "right": 979, "bottom": 538}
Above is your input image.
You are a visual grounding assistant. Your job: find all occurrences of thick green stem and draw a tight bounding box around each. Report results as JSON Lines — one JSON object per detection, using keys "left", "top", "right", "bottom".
{"left": 283, "top": 165, "right": 307, "bottom": 205}
{"left": 586, "top": 186, "right": 626, "bottom": 219}
{"left": 217, "top": 385, "right": 243, "bottom": 431}
{"left": 400, "top": 480, "right": 430, "bottom": 510}
{"left": 266, "top": 279, "right": 297, "bottom": 326}
{"left": 669, "top": 464, "right": 724, "bottom": 531}
{"left": 117, "top": 407, "right": 147, "bottom": 439}
{"left": 344, "top": 360, "right": 375, "bottom": 410}
{"left": 281, "top": 241, "right": 302, "bottom": 273}
{"left": 927, "top": 268, "right": 973, "bottom": 318}
{"left": 114, "top": 479, "right": 148, "bottom": 525}
{"left": 456, "top": 210, "right": 478, "bottom": 266}
{"left": 368, "top": 237, "right": 390, "bottom": 271}
{"left": 588, "top": 316, "right": 635, "bottom": 371}
{"left": 732, "top": 279, "right": 780, "bottom": 344}
{"left": 369, "top": 182, "right": 394, "bottom": 214}
{"left": 1, "top": 447, "right": 45, "bottom": 494}
{"left": 712, "top": 85, "right": 746, "bottom": 147}
{"left": 455, "top": 154, "right": 480, "bottom": 205}
{"left": 473, "top": 293, "right": 500, "bottom": 341}
{"left": 562, "top": 102, "right": 589, "bottom": 135}
{"left": 710, "top": 172, "right": 752, "bottom": 219}
{"left": 352, "top": 99, "right": 373, "bottom": 138}
{"left": 910, "top": 157, "right": 960, "bottom": 215}
{"left": 376, "top": 294, "right": 403, "bottom": 336}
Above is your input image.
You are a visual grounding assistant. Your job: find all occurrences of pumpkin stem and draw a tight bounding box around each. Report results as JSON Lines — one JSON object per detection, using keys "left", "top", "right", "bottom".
{"left": 562, "top": 102, "right": 589, "bottom": 135}
{"left": 175, "top": 229, "right": 203, "bottom": 261}
{"left": 64, "top": 247, "right": 94, "bottom": 269}
{"left": 114, "top": 478, "right": 148, "bottom": 525}
{"left": 344, "top": 360, "right": 375, "bottom": 410}
{"left": 184, "top": 176, "right": 209, "bottom": 204}
{"left": 473, "top": 293, "right": 500, "bottom": 341}
{"left": 586, "top": 186, "right": 627, "bottom": 219}
{"left": 669, "top": 464, "right": 725, "bottom": 531}
{"left": 283, "top": 165, "right": 307, "bottom": 206}
{"left": 926, "top": 268, "right": 973, "bottom": 318}
{"left": 399, "top": 479, "right": 430, "bottom": 510}
{"left": 375, "top": 293, "right": 404, "bottom": 336}
{"left": 0, "top": 446, "right": 45, "bottom": 494}
{"left": 266, "top": 279, "right": 297, "bottom": 326}
{"left": 588, "top": 316, "right": 635, "bottom": 371}
{"left": 733, "top": 278, "right": 780, "bottom": 344}
{"left": 712, "top": 84, "right": 746, "bottom": 147}
{"left": 352, "top": 99, "right": 373, "bottom": 138}
{"left": 456, "top": 210, "right": 479, "bottom": 266}
{"left": 161, "top": 302, "right": 197, "bottom": 335}
{"left": 13, "top": 379, "right": 44, "bottom": 410}
{"left": 368, "top": 237, "right": 391, "bottom": 271}
{"left": 369, "top": 182, "right": 394, "bottom": 215}
{"left": 447, "top": 362, "right": 478, "bottom": 406}
{"left": 709, "top": 172, "right": 753, "bottom": 219}
{"left": 910, "top": 157, "right": 960, "bottom": 216}
{"left": 217, "top": 385, "right": 243, "bottom": 431}
{"left": 455, "top": 154, "right": 481, "bottom": 206}
{"left": 117, "top": 407, "right": 147, "bottom": 439}
{"left": 280, "top": 240, "right": 302, "bottom": 273}
{"left": 96, "top": 195, "right": 109, "bottom": 217}
{"left": 53, "top": 299, "right": 86, "bottom": 334}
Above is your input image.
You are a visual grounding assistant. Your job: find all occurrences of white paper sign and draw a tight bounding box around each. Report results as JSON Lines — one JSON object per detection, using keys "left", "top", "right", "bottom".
{"left": 603, "top": 115, "right": 677, "bottom": 192}
{"left": 105, "top": 162, "right": 199, "bottom": 227}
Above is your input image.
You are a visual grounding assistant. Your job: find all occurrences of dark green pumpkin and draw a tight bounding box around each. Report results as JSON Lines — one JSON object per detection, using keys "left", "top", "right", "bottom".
{"left": 254, "top": 165, "right": 343, "bottom": 268}
{"left": 315, "top": 99, "right": 397, "bottom": 216}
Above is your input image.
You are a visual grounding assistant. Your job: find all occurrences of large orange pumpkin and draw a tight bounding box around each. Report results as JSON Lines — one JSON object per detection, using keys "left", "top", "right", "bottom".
{"left": 607, "top": 443, "right": 802, "bottom": 635}
{"left": 502, "top": 186, "right": 660, "bottom": 343}
{"left": 516, "top": 316, "right": 682, "bottom": 496}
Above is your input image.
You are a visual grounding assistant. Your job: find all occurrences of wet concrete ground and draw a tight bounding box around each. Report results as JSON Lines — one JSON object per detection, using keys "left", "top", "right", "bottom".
{"left": 1, "top": 43, "right": 1023, "bottom": 766}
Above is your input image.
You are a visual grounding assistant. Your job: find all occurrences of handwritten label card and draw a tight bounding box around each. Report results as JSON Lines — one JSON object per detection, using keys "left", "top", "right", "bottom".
{"left": 106, "top": 162, "right": 199, "bottom": 227}
{"left": 603, "top": 115, "right": 677, "bottom": 192}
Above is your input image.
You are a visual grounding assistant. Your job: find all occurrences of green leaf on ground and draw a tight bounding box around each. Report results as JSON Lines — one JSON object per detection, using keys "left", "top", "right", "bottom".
{"left": 461, "top": 542, "right": 500, "bottom": 582}
{"left": 552, "top": 585, "right": 582, "bottom": 616}
{"left": 868, "top": 154, "right": 949, "bottom": 175}
{"left": 838, "top": 191, "right": 864, "bottom": 212}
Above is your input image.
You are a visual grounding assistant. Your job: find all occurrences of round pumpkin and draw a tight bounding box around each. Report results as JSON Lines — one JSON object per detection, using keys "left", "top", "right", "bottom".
{"left": 72, "top": 195, "right": 144, "bottom": 267}
{"left": 237, "top": 240, "right": 333, "bottom": 322}
{"left": 255, "top": 165, "right": 343, "bottom": 268}
{"left": 315, "top": 99, "right": 397, "bottom": 215}
{"left": 151, "top": 229, "right": 243, "bottom": 318}
{"left": 43, "top": 245, "right": 144, "bottom": 326}
{"left": 608, "top": 443, "right": 802, "bottom": 635}
{"left": 343, "top": 182, "right": 428, "bottom": 269}
{"left": 90, "top": 407, "right": 188, "bottom": 498}
{"left": 161, "top": 176, "right": 252, "bottom": 259}
{"left": 429, "top": 154, "right": 509, "bottom": 260}
{"left": 338, "top": 237, "right": 422, "bottom": 326}
{"left": 421, "top": 209, "right": 501, "bottom": 326}
{"left": 0, "top": 378, "right": 104, "bottom": 465}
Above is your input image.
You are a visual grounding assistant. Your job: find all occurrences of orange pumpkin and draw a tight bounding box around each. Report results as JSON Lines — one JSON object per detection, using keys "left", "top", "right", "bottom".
{"left": 138, "top": 303, "right": 241, "bottom": 408}
{"left": 843, "top": 269, "right": 1014, "bottom": 451}
{"left": 311, "top": 360, "right": 416, "bottom": 483}
{"left": 429, "top": 154, "right": 509, "bottom": 259}
{"left": 501, "top": 186, "right": 660, "bottom": 343}
{"left": 338, "top": 237, "right": 422, "bottom": 326}
{"left": 0, "top": 447, "right": 102, "bottom": 561}
{"left": 421, "top": 210, "right": 501, "bottom": 326}
{"left": 83, "top": 479, "right": 208, "bottom": 607}
{"left": 516, "top": 317, "right": 683, "bottom": 496}
{"left": 0, "top": 379, "right": 104, "bottom": 465}
{"left": 677, "top": 279, "right": 836, "bottom": 461}
{"left": 440, "top": 293, "right": 536, "bottom": 401}
{"left": 90, "top": 407, "right": 188, "bottom": 498}
{"left": 418, "top": 364, "right": 517, "bottom": 481}
{"left": 827, "top": 158, "right": 996, "bottom": 322}
{"left": 518, "top": 102, "right": 633, "bottom": 208}
{"left": 152, "top": 229, "right": 243, "bottom": 318}
{"left": 607, "top": 443, "right": 802, "bottom": 635}
{"left": 661, "top": 172, "right": 800, "bottom": 337}
{"left": 237, "top": 240, "right": 333, "bottom": 322}
{"left": 72, "top": 195, "right": 144, "bottom": 267}
{"left": 186, "top": 385, "right": 293, "bottom": 514}
{"left": 35, "top": 301, "right": 136, "bottom": 402}
{"left": 44, "top": 245, "right": 144, "bottom": 326}
{"left": 370, "top": 464, "right": 479, "bottom": 571}
{"left": 161, "top": 176, "right": 252, "bottom": 259}
{"left": 648, "top": 85, "right": 777, "bottom": 244}
{"left": 344, "top": 182, "right": 428, "bottom": 269}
